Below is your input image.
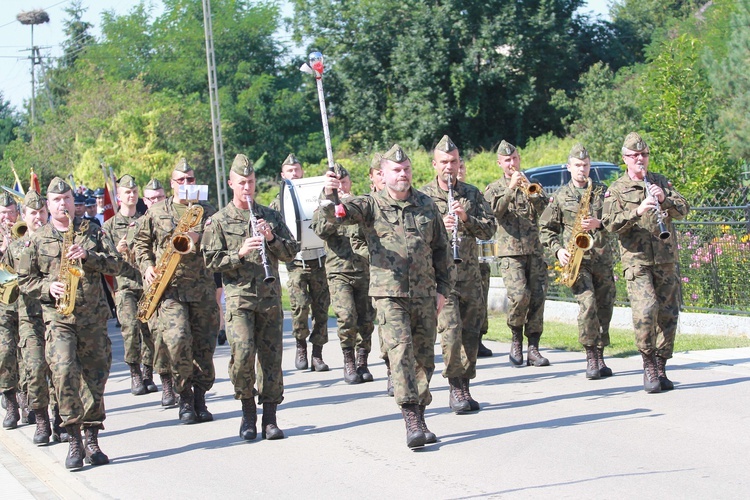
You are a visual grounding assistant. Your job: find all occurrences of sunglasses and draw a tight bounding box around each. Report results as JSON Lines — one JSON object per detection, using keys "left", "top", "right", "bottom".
{"left": 171, "top": 176, "right": 196, "bottom": 184}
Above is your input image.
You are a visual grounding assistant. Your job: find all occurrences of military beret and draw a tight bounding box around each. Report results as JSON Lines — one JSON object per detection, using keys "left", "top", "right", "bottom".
{"left": 93, "top": 187, "right": 105, "bottom": 198}
{"left": 333, "top": 163, "right": 349, "bottom": 179}
{"left": 118, "top": 174, "right": 138, "bottom": 189}
{"left": 144, "top": 178, "right": 163, "bottom": 191}
{"left": 382, "top": 144, "right": 410, "bottom": 164}
{"left": 282, "top": 153, "right": 300, "bottom": 167}
{"left": 435, "top": 134, "right": 458, "bottom": 153}
{"left": 23, "top": 190, "right": 45, "bottom": 210}
{"left": 74, "top": 194, "right": 86, "bottom": 205}
{"left": 230, "top": 154, "right": 255, "bottom": 177}
{"left": 174, "top": 157, "right": 192, "bottom": 173}
{"left": 369, "top": 153, "right": 383, "bottom": 172}
{"left": 47, "top": 177, "right": 72, "bottom": 195}
{"left": 85, "top": 197, "right": 96, "bottom": 207}
{"left": 622, "top": 132, "right": 648, "bottom": 152}
{"left": 0, "top": 191, "right": 15, "bottom": 207}
{"left": 569, "top": 143, "right": 589, "bottom": 160}
{"left": 497, "top": 140, "right": 516, "bottom": 157}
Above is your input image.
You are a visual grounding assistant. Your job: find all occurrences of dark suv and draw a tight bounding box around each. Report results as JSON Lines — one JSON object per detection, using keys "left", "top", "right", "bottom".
{"left": 523, "top": 162, "right": 621, "bottom": 195}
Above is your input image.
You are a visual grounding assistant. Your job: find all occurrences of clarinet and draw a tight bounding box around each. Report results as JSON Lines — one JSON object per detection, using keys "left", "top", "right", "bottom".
{"left": 447, "top": 174, "right": 463, "bottom": 264}
{"left": 246, "top": 196, "right": 276, "bottom": 283}
{"left": 640, "top": 167, "right": 671, "bottom": 240}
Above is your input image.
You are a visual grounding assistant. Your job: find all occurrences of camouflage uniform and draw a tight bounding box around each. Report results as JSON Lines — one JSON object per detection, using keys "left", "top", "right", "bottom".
{"left": 479, "top": 261, "right": 491, "bottom": 336}
{"left": 0, "top": 251, "right": 20, "bottom": 401}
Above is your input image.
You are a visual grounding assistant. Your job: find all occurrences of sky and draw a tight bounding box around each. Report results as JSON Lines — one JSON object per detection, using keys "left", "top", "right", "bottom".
{"left": 0, "top": 0, "right": 611, "bottom": 111}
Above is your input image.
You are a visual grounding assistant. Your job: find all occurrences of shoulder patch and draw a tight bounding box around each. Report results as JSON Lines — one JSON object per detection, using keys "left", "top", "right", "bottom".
{"left": 129, "top": 221, "right": 136, "bottom": 227}
{"left": 549, "top": 196, "right": 554, "bottom": 203}
{"left": 604, "top": 191, "right": 610, "bottom": 198}
{"left": 25, "top": 241, "right": 30, "bottom": 247}
{"left": 205, "top": 218, "right": 213, "bottom": 226}
{"left": 667, "top": 181, "right": 673, "bottom": 187}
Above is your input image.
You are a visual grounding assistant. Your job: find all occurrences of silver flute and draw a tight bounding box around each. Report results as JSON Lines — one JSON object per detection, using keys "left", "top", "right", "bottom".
{"left": 246, "top": 196, "right": 275, "bottom": 283}
{"left": 640, "top": 167, "right": 670, "bottom": 240}
{"left": 447, "top": 174, "right": 462, "bottom": 264}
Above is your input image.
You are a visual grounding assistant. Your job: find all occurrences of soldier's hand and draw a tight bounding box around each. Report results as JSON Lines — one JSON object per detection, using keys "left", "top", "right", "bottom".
{"left": 557, "top": 248, "right": 571, "bottom": 267}
{"left": 580, "top": 216, "right": 601, "bottom": 231}
{"left": 239, "top": 236, "right": 264, "bottom": 257}
{"left": 451, "top": 200, "right": 468, "bottom": 222}
{"left": 116, "top": 237, "right": 129, "bottom": 254}
{"left": 66, "top": 244, "right": 88, "bottom": 261}
{"left": 508, "top": 171, "right": 524, "bottom": 190}
{"left": 255, "top": 218, "right": 274, "bottom": 241}
{"left": 144, "top": 265, "right": 157, "bottom": 285}
{"left": 636, "top": 197, "right": 658, "bottom": 217}
{"left": 647, "top": 183, "right": 665, "bottom": 203}
{"left": 436, "top": 293, "right": 446, "bottom": 314}
{"left": 49, "top": 281, "right": 66, "bottom": 299}
{"left": 323, "top": 170, "right": 341, "bottom": 195}
{"left": 443, "top": 213, "right": 457, "bottom": 232}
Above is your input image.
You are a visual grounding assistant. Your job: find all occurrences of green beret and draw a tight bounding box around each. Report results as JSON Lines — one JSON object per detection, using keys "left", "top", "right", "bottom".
{"left": 231, "top": 154, "right": 255, "bottom": 177}
{"left": 569, "top": 143, "right": 589, "bottom": 160}
{"left": 174, "top": 157, "right": 192, "bottom": 173}
{"left": 118, "top": 174, "right": 138, "bottom": 189}
{"left": 24, "top": 190, "right": 45, "bottom": 210}
{"left": 497, "top": 140, "right": 516, "bottom": 157}
{"left": 333, "top": 163, "right": 349, "bottom": 179}
{"left": 435, "top": 134, "right": 457, "bottom": 153}
{"left": 0, "top": 191, "right": 15, "bottom": 207}
{"left": 382, "top": 144, "right": 409, "bottom": 164}
{"left": 622, "top": 132, "right": 648, "bottom": 152}
{"left": 369, "top": 153, "right": 382, "bottom": 172}
{"left": 144, "top": 178, "right": 163, "bottom": 191}
{"left": 282, "top": 153, "right": 300, "bottom": 166}
{"left": 47, "top": 177, "right": 72, "bottom": 195}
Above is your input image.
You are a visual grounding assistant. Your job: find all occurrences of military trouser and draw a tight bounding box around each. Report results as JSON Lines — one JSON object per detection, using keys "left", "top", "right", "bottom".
{"left": 479, "top": 262, "right": 491, "bottom": 335}
{"left": 439, "top": 279, "right": 484, "bottom": 379}
{"left": 328, "top": 272, "right": 374, "bottom": 352}
{"left": 287, "top": 259, "right": 330, "bottom": 346}
{"left": 148, "top": 311, "right": 172, "bottom": 375}
{"left": 374, "top": 296, "right": 437, "bottom": 407}
{"left": 624, "top": 263, "right": 680, "bottom": 358}
{"left": 158, "top": 298, "right": 218, "bottom": 394}
{"left": 20, "top": 312, "right": 56, "bottom": 410}
{"left": 226, "top": 296, "right": 284, "bottom": 404}
{"left": 499, "top": 255, "right": 548, "bottom": 334}
{"left": 116, "top": 289, "right": 155, "bottom": 366}
{"left": 45, "top": 316, "right": 111, "bottom": 427}
{"left": 571, "top": 263, "right": 616, "bottom": 348}
{"left": 0, "top": 305, "right": 19, "bottom": 393}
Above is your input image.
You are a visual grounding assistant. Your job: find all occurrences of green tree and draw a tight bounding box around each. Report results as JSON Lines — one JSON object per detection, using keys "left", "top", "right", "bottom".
{"left": 0, "top": 93, "right": 19, "bottom": 164}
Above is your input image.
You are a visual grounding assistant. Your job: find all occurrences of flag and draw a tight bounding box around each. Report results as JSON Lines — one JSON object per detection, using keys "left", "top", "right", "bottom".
{"left": 10, "top": 161, "right": 25, "bottom": 196}
{"left": 29, "top": 168, "right": 40, "bottom": 194}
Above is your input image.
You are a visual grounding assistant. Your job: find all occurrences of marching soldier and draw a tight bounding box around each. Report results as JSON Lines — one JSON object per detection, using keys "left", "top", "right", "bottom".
{"left": 203, "top": 154, "right": 299, "bottom": 440}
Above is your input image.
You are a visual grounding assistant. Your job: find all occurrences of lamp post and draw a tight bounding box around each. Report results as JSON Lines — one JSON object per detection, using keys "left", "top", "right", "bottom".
{"left": 16, "top": 9, "right": 50, "bottom": 127}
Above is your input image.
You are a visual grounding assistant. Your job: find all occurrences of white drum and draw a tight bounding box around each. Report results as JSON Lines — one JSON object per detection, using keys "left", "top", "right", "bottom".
{"left": 477, "top": 239, "right": 498, "bottom": 263}
{"left": 280, "top": 176, "right": 327, "bottom": 261}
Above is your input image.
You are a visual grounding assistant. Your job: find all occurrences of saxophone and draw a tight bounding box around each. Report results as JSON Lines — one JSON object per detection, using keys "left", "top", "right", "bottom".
{"left": 56, "top": 210, "right": 86, "bottom": 315}
{"left": 137, "top": 203, "right": 204, "bottom": 322}
{"left": 560, "top": 179, "right": 595, "bottom": 288}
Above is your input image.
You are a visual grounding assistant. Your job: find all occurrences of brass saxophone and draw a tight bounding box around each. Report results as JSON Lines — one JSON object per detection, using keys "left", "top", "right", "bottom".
{"left": 560, "top": 179, "right": 594, "bottom": 287}
{"left": 137, "top": 203, "right": 204, "bottom": 322}
{"left": 56, "top": 210, "right": 85, "bottom": 315}
{"left": 0, "top": 221, "right": 27, "bottom": 305}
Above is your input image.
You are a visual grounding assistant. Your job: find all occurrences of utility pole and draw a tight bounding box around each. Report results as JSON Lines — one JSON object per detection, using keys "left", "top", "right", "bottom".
{"left": 202, "top": 0, "right": 227, "bottom": 208}
{"left": 16, "top": 9, "right": 50, "bottom": 127}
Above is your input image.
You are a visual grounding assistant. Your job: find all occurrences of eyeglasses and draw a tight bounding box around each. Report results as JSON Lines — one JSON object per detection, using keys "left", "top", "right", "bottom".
{"left": 171, "top": 176, "right": 195, "bottom": 184}
{"left": 624, "top": 152, "right": 649, "bottom": 159}
{"left": 145, "top": 195, "right": 166, "bottom": 203}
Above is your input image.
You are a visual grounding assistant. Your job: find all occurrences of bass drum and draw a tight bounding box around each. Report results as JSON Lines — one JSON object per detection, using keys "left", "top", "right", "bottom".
{"left": 280, "top": 176, "right": 327, "bottom": 261}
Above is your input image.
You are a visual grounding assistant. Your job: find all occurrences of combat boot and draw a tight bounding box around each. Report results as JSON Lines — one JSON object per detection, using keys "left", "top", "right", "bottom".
{"left": 356, "top": 348, "right": 374, "bottom": 382}
{"left": 641, "top": 351, "right": 662, "bottom": 394}
{"left": 461, "top": 378, "right": 480, "bottom": 412}
{"left": 477, "top": 341, "right": 493, "bottom": 358}
{"left": 401, "top": 404, "right": 426, "bottom": 449}
{"left": 2, "top": 389, "right": 20, "bottom": 429}
{"left": 239, "top": 399, "right": 257, "bottom": 441}
{"left": 597, "top": 347, "right": 613, "bottom": 377}
{"left": 193, "top": 386, "right": 214, "bottom": 423}
{"left": 585, "top": 346, "right": 601, "bottom": 380}
{"left": 217, "top": 329, "right": 227, "bottom": 346}
{"left": 655, "top": 355, "right": 674, "bottom": 391}
{"left": 448, "top": 377, "right": 470, "bottom": 413}
{"left": 160, "top": 374, "right": 176, "bottom": 406}
{"left": 342, "top": 348, "right": 362, "bottom": 384}
{"left": 33, "top": 409, "right": 51, "bottom": 445}
{"left": 128, "top": 363, "right": 146, "bottom": 396}
{"left": 178, "top": 387, "right": 197, "bottom": 424}
{"left": 509, "top": 326, "right": 524, "bottom": 366}
{"left": 65, "top": 425, "right": 84, "bottom": 470}
{"left": 527, "top": 333, "right": 550, "bottom": 367}
{"left": 261, "top": 403, "right": 284, "bottom": 440}
{"left": 83, "top": 426, "right": 109, "bottom": 466}
{"left": 142, "top": 365, "right": 158, "bottom": 393}
{"left": 295, "top": 339, "right": 308, "bottom": 370}
{"left": 52, "top": 408, "right": 68, "bottom": 443}
{"left": 417, "top": 405, "right": 437, "bottom": 444}
{"left": 311, "top": 344, "right": 329, "bottom": 372}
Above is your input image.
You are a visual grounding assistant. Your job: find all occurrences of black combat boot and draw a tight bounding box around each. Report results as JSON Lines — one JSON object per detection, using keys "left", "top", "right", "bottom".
{"left": 160, "top": 374, "right": 176, "bottom": 406}
{"left": 128, "top": 363, "right": 146, "bottom": 396}
{"left": 417, "top": 405, "right": 437, "bottom": 444}
{"left": 33, "top": 409, "right": 51, "bottom": 445}
{"left": 178, "top": 387, "right": 197, "bottom": 424}
{"left": 585, "top": 346, "right": 601, "bottom": 380}
{"left": 142, "top": 365, "right": 158, "bottom": 393}
{"left": 52, "top": 408, "right": 68, "bottom": 443}
{"left": 239, "top": 399, "right": 257, "bottom": 441}
{"left": 295, "top": 339, "right": 308, "bottom": 370}
{"left": 401, "top": 404, "right": 426, "bottom": 449}
{"left": 527, "top": 333, "right": 550, "bottom": 367}
{"left": 311, "top": 344, "right": 329, "bottom": 372}
{"left": 597, "top": 347, "right": 613, "bottom": 377}
{"left": 83, "top": 426, "right": 109, "bottom": 466}
{"left": 342, "top": 348, "right": 362, "bottom": 384}
{"left": 217, "top": 329, "right": 227, "bottom": 346}
{"left": 261, "top": 403, "right": 284, "bottom": 440}
{"left": 448, "top": 377, "right": 470, "bottom": 413}
{"left": 356, "top": 348, "right": 374, "bottom": 382}
{"left": 509, "top": 326, "right": 524, "bottom": 366}
{"left": 65, "top": 425, "right": 84, "bottom": 470}
{"left": 655, "top": 355, "right": 674, "bottom": 391}
{"left": 641, "top": 351, "right": 662, "bottom": 394}
{"left": 2, "top": 389, "right": 20, "bottom": 429}
{"left": 461, "top": 378, "right": 480, "bottom": 412}
{"left": 193, "top": 386, "right": 214, "bottom": 423}
{"left": 477, "top": 341, "right": 493, "bottom": 358}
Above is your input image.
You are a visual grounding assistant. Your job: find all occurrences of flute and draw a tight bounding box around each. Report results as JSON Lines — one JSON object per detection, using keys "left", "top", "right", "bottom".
{"left": 447, "top": 174, "right": 462, "bottom": 264}
{"left": 246, "top": 196, "right": 276, "bottom": 283}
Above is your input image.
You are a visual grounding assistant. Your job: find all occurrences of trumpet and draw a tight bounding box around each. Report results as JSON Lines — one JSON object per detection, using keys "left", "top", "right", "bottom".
{"left": 511, "top": 168, "right": 543, "bottom": 197}
{"left": 11, "top": 221, "right": 28, "bottom": 239}
{"left": 641, "top": 166, "right": 670, "bottom": 240}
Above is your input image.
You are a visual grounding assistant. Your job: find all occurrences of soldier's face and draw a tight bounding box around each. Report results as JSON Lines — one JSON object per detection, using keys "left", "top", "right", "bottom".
{"left": 0, "top": 204, "right": 18, "bottom": 227}
{"left": 567, "top": 158, "right": 591, "bottom": 186}
{"left": 457, "top": 160, "right": 466, "bottom": 182}
{"left": 171, "top": 169, "right": 196, "bottom": 201}
{"left": 48, "top": 192, "right": 75, "bottom": 222}
{"left": 85, "top": 205, "right": 97, "bottom": 217}
{"left": 338, "top": 175, "right": 352, "bottom": 195}
{"left": 280, "top": 163, "right": 303, "bottom": 180}
{"left": 24, "top": 206, "right": 48, "bottom": 232}
{"left": 96, "top": 197, "right": 105, "bottom": 209}
{"left": 497, "top": 152, "right": 521, "bottom": 178}
{"left": 74, "top": 203, "right": 85, "bottom": 217}
{"left": 118, "top": 186, "right": 139, "bottom": 207}
{"left": 143, "top": 189, "right": 166, "bottom": 208}
{"left": 369, "top": 168, "right": 384, "bottom": 192}
{"left": 228, "top": 171, "right": 257, "bottom": 202}
{"left": 432, "top": 149, "right": 460, "bottom": 183}
{"left": 383, "top": 160, "right": 412, "bottom": 193}
{"left": 622, "top": 148, "right": 649, "bottom": 179}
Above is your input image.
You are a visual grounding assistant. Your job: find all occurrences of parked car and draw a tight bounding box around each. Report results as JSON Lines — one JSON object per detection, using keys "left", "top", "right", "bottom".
{"left": 523, "top": 162, "right": 621, "bottom": 195}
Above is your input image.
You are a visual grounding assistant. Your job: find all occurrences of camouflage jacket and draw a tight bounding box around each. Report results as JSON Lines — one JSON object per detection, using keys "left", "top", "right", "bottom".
{"left": 102, "top": 211, "right": 143, "bottom": 291}
{"left": 132, "top": 197, "right": 217, "bottom": 302}
{"left": 602, "top": 172, "right": 689, "bottom": 269}
{"left": 17, "top": 217, "right": 124, "bottom": 324}
{"left": 202, "top": 201, "right": 299, "bottom": 300}
{"left": 3, "top": 234, "right": 41, "bottom": 320}
{"left": 311, "top": 198, "right": 370, "bottom": 276}
{"left": 539, "top": 180, "right": 614, "bottom": 267}
{"left": 420, "top": 177, "right": 497, "bottom": 284}
{"left": 320, "top": 187, "right": 456, "bottom": 298}
{"left": 484, "top": 175, "right": 548, "bottom": 257}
